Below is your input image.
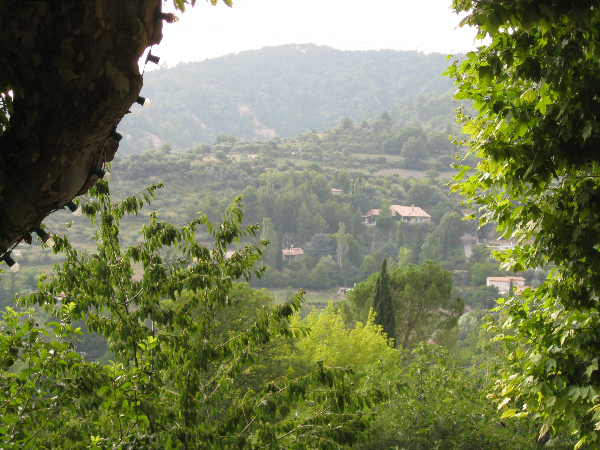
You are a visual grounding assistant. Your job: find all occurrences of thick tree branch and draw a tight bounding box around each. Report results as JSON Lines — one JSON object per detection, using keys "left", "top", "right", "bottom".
{"left": 0, "top": 0, "right": 163, "bottom": 252}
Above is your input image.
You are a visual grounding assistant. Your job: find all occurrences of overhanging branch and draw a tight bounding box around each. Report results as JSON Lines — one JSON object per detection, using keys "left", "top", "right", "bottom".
{"left": 0, "top": 0, "right": 163, "bottom": 252}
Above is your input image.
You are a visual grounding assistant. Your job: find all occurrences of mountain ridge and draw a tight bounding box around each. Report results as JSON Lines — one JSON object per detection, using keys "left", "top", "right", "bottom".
{"left": 119, "top": 44, "right": 460, "bottom": 154}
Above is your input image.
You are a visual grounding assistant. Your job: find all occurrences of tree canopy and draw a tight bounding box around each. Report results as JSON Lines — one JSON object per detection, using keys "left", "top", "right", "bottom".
{"left": 343, "top": 260, "right": 463, "bottom": 349}
{"left": 0, "top": 179, "right": 385, "bottom": 448}
{"left": 449, "top": 0, "right": 600, "bottom": 446}
{"left": 372, "top": 258, "right": 396, "bottom": 345}
{"left": 120, "top": 46, "right": 458, "bottom": 152}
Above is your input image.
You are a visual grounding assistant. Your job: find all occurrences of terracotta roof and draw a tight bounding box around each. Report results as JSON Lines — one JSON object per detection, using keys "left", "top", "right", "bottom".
{"left": 282, "top": 247, "right": 303, "bottom": 256}
{"left": 390, "top": 205, "right": 431, "bottom": 218}
{"left": 363, "top": 206, "right": 430, "bottom": 218}
{"left": 487, "top": 276, "right": 525, "bottom": 282}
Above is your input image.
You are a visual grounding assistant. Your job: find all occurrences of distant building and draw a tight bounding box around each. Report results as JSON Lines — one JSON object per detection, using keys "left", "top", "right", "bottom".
{"left": 362, "top": 209, "right": 381, "bottom": 225}
{"left": 485, "top": 240, "right": 518, "bottom": 251}
{"left": 486, "top": 276, "right": 525, "bottom": 293}
{"left": 362, "top": 204, "right": 430, "bottom": 225}
{"left": 331, "top": 188, "right": 342, "bottom": 195}
{"left": 390, "top": 205, "right": 431, "bottom": 223}
{"left": 191, "top": 250, "right": 235, "bottom": 266}
{"left": 282, "top": 246, "right": 303, "bottom": 263}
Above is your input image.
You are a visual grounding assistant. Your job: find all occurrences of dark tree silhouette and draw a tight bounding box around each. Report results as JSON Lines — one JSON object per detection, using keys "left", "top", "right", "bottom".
{"left": 0, "top": 1, "right": 164, "bottom": 252}
{"left": 275, "top": 230, "right": 283, "bottom": 271}
{"left": 373, "top": 257, "right": 396, "bottom": 346}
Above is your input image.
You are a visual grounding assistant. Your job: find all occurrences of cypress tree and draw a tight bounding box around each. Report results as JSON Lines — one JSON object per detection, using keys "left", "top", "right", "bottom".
{"left": 411, "top": 225, "right": 424, "bottom": 264}
{"left": 373, "top": 257, "right": 396, "bottom": 346}
{"left": 275, "top": 230, "right": 284, "bottom": 271}
{"left": 396, "top": 220, "right": 405, "bottom": 248}
{"left": 442, "top": 228, "right": 449, "bottom": 260}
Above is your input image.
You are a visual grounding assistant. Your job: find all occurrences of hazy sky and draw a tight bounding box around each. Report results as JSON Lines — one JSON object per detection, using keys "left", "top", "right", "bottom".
{"left": 144, "top": 0, "right": 480, "bottom": 69}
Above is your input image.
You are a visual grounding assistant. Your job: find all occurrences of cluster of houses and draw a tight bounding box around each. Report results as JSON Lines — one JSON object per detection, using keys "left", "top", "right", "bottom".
{"left": 234, "top": 198, "right": 530, "bottom": 297}
{"left": 278, "top": 204, "right": 431, "bottom": 264}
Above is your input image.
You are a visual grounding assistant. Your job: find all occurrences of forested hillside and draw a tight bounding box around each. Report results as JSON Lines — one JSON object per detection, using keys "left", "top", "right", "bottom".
{"left": 119, "top": 45, "right": 459, "bottom": 153}
{"left": 0, "top": 42, "right": 576, "bottom": 448}
{"left": 0, "top": 115, "right": 567, "bottom": 446}
{"left": 4, "top": 0, "right": 600, "bottom": 446}
{"left": 6, "top": 116, "right": 527, "bottom": 313}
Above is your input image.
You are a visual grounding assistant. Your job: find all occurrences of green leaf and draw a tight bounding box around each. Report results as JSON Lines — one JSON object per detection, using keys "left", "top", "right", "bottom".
{"left": 575, "top": 437, "right": 587, "bottom": 450}
{"left": 497, "top": 397, "right": 511, "bottom": 410}
{"left": 582, "top": 122, "right": 593, "bottom": 140}
{"left": 500, "top": 409, "right": 517, "bottom": 418}
{"left": 520, "top": 89, "right": 536, "bottom": 103}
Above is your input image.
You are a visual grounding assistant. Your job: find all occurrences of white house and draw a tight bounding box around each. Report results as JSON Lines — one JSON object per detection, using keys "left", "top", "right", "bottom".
{"left": 282, "top": 246, "right": 303, "bottom": 263}
{"left": 486, "top": 276, "right": 525, "bottom": 293}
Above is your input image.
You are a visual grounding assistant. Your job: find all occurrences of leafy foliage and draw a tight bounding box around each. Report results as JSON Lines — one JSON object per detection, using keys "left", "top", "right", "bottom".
{"left": 362, "top": 344, "right": 566, "bottom": 450}
{"left": 372, "top": 258, "right": 396, "bottom": 345}
{"left": 0, "top": 180, "right": 384, "bottom": 449}
{"left": 304, "top": 233, "right": 334, "bottom": 260}
{"left": 290, "top": 304, "right": 396, "bottom": 375}
{"left": 449, "top": 0, "right": 600, "bottom": 446}
{"left": 343, "top": 260, "right": 463, "bottom": 349}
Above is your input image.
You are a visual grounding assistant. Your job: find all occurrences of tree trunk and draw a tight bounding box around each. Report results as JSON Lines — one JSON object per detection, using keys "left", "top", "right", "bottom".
{"left": 0, "top": 0, "right": 162, "bottom": 252}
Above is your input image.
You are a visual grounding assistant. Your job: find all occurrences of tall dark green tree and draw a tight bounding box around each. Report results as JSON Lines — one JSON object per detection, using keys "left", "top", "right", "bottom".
{"left": 343, "top": 261, "right": 463, "bottom": 350}
{"left": 275, "top": 229, "right": 284, "bottom": 271}
{"left": 411, "top": 225, "right": 425, "bottom": 264}
{"left": 373, "top": 258, "right": 396, "bottom": 346}
{"left": 395, "top": 220, "right": 406, "bottom": 248}
{"left": 260, "top": 217, "right": 277, "bottom": 268}
{"left": 442, "top": 228, "right": 449, "bottom": 260}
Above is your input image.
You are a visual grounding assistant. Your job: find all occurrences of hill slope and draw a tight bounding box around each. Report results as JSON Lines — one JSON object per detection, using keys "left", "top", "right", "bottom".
{"left": 119, "top": 44, "right": 458, "bottom": 154}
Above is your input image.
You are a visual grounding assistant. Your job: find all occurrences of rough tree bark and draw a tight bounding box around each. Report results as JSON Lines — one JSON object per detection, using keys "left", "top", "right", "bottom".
{"left": 0, "top": 0, "right": 163, "bottom": 253}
